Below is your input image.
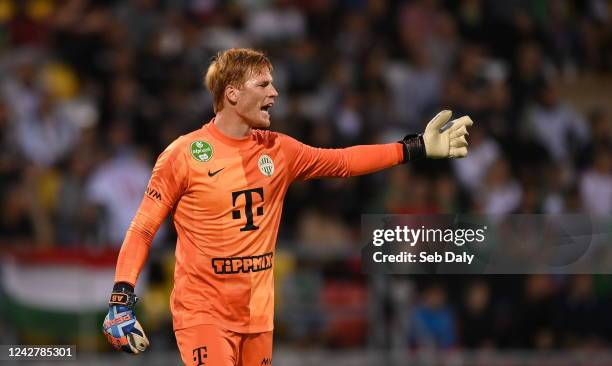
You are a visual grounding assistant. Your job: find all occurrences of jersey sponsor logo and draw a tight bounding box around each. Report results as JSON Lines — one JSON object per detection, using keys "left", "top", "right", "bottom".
{"left": 190, "top": 140, "right": 213, "bottom": 162}
{"left": 145, "top": 186, "right": 162, "bottom": 201}
{"left": 261, "top": 357, "right": 272, "bottom": 365}
{"left": 192, "top": 346, "right": 208, "bottom": 365}
{"left": 212, "top": 252, "right": 273, "bottom": 274}
{"left": 232, "top": 188, "right": 264, "bottom": 231}
{"left": 207, "top": 167, "right": 224, "bottom": 177}
{"left": 258, "top": 154, "right": 274, "bottom": 177}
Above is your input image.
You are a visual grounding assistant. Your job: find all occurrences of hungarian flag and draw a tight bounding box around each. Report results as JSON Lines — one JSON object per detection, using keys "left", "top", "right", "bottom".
{"left": 0, "top": 247, "right": 145, "bottom": 346}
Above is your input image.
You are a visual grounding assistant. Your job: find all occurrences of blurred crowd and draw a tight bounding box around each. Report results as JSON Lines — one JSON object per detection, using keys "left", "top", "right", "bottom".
{"left": 277, "top": 271, "right": 612, "bottom": 349}
{"left": 0, "top": 0, "right": 611, "bottom": 353}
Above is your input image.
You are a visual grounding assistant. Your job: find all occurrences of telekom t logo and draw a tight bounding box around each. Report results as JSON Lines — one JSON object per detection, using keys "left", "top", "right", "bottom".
{"left": 192, "top": 346, "right": 207, "bottom": 365}
{"left": 232, "top": 188, "right": 264, "bottom": 231}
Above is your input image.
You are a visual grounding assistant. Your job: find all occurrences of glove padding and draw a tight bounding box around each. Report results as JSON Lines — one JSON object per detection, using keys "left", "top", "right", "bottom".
{"left": 422, "top": 110, "right": 473, "bottom": 159}
{"left": 102, "top": 288, "right": 149, "bottom": 354}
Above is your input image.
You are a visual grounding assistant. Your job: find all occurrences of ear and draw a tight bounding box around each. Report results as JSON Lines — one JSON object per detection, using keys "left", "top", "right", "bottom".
{"left": 225, "top": 85, "right": 239, "bottom": 107}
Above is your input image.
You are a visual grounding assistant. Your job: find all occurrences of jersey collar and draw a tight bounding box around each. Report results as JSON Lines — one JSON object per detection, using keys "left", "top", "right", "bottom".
{"left": 206, "top": 119, "right": 255, "bottom": 148}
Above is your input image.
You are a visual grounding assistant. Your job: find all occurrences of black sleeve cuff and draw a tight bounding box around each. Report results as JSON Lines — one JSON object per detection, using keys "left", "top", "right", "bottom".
{"left": 400, "top": 134, "right": 426, "bottom": 162}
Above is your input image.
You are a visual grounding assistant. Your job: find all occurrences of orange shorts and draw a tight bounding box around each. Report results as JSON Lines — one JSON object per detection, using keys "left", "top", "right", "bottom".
{"left": 175, "top": 324, "right": 273, "bottom": 366}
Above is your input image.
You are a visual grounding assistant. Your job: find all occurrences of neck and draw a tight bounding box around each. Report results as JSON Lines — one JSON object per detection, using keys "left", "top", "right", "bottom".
{"left": 213, "top": 110, "right": 251, "bottom": 138}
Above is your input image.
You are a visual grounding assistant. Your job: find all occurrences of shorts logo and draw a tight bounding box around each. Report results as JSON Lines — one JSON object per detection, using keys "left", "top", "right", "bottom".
{"left": 212, "top": 252, "right": 273, "bottom": 274}
{"left": 192, "top": 346, "right": 207, "bottom": 365}
{"left": 191, "top": 141, "right": 213, "bottom": 162}
{"left": 258, "top": 154, "right": 274, "bottom": 177}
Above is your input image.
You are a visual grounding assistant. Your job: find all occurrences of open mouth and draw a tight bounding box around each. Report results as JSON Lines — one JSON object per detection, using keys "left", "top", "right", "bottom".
{"left": 260, "top": 103, "right": 273, "bottom": 114}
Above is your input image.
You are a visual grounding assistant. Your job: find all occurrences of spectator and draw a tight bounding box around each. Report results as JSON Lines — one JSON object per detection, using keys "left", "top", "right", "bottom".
{"left": 427, "top": 11, "right": 460, "bottom": 73}
{"left": 559, "top": 275, "right": 602, "bottom": 346}
{"left": 0, "top": 100, "right": 23, "bottom": 193}
{"left": 452, "top": 124, "right": 501, "bottom": 194}
{"left": 509, "top": 41, "right": 546, "bottom": 114}
{"left": 435, "top": 174, "right": 462, "bottom": 213}
{"left": 524, "top": 80, "right": 590, "bottom": 163}
{"left": 580, "top": 146, "right": 612, "bottom": 214}
{"left": 3, "top": 60, "right": 85, "bottom": 167}
{"left": 542, "top": 164, "right": 569, "bottom": 214}
{"left": 382, "top": 169, "right": 438, "bottom": 214}
{"left": 55, "top": 140, "right": 98, "bottom": 245}
{"left": 246, "top": 0, "right": 306, "bottom": 44}
{"left": 443, "top": 45, "right": 492, "bottom": 119}
{"left": 519, "top": 275, "right": 559, "bottom": 348}
{"left": 385, "top": 42, "right": 442, "bottom": 130}
{"left": 459, "top": 281, "right": 495, "bottom": 348}
{"left": 84, "top": 122, "right": 152, "bottom": 246}
{"left": 0, "top": 182, "right": 37, "bottom": 244}
{"left": 0, "top": 169, "right": 52, "bottom": 246}
{"left": 478, "top": 157, "right": 522, "bottom": 214}
{"left": 408, "top": 284, "right": 457, "bottom": 349}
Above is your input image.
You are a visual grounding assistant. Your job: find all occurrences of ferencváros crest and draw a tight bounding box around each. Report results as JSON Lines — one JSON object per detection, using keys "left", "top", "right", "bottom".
{"left": 258, "top": 154, "right": 274, "bottom": 177}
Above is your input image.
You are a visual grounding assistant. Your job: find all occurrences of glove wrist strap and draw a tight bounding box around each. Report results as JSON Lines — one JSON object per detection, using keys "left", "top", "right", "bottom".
{"left": 400, "top": 134, "right": 426, "bottom": 162}
{"left": 109, "top": 282, "right": 138, "bottom": 309}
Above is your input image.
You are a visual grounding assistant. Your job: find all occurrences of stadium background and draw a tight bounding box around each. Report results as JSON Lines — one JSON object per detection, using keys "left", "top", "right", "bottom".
{"left": 0, "top": 0, "right": 611, "bottom": 365}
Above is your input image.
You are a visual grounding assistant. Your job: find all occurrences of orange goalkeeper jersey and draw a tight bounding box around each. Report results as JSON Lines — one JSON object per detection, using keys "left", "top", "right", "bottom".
{"left": 114, "top": 121, "right": 403, "bottom": 333}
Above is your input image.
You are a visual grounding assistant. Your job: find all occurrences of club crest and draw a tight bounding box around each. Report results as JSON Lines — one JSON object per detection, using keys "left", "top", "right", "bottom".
{"left": 258, "top": 154, "right": 274, "bottom": 177}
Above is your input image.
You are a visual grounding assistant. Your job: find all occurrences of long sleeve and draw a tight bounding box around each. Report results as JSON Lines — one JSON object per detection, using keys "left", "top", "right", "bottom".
{"left": 114, "top": 137, "right": 189, "bottom": 285}
{"left": 280, "top": 134, "right": 404, "bottom": 182}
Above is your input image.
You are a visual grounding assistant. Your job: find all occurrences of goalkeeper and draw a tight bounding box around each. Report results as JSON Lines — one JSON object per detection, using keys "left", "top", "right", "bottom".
{"left": 102, "top": 48, "right": 473, "bottom": 365}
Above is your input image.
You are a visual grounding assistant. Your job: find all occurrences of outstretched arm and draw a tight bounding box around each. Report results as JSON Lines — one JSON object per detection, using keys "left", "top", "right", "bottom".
{"left": 280, "top": 135, "right": 404, "bottom": 181}
{"left": 282, "top": 110, "right": 474, "bottom": 181}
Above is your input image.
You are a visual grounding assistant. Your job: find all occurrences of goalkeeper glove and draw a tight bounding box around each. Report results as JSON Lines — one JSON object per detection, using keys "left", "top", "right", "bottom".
{"left": 102, "top": 282, "right": 149, "bottom": 354}
{"left": 400, "top": 110, "right": 473, "bottom": 161}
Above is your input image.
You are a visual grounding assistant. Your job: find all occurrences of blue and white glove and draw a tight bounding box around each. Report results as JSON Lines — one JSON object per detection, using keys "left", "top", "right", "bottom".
{"left": 102, "top": 282, "right": 149, "bottom": 354}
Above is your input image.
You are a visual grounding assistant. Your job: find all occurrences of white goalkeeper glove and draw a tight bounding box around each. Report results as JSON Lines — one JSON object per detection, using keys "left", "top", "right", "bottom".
{"left": 102, "top": 283, "right": 150, "bottom": 354}
{"left": 400, "top": 110, "right": 474, "bottom": 161}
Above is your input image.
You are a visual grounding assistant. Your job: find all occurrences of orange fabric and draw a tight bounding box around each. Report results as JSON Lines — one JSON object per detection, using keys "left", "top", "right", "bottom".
{"left": 175, "top": 324, "right": 273, "bottom": 366}
{"left": 114, "top": 121, "right": 403, "bottom": 333}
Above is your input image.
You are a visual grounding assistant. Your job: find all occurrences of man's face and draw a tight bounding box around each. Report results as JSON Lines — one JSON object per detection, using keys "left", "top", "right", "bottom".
{"left": 234, "top": 69, "right": 278, "bottom": 128}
